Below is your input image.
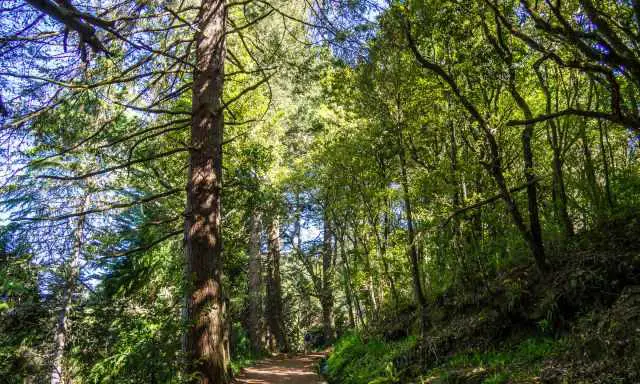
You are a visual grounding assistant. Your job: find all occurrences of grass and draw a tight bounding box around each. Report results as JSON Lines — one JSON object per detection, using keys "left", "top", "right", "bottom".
{"left": 326, "top": 334, "right": 565, "bottom": 384}
{"left": 419, "top": 337, "right": 566, "bottom": 383}
{"left": 326, "top": 332, "right": 418, "bottom": 384}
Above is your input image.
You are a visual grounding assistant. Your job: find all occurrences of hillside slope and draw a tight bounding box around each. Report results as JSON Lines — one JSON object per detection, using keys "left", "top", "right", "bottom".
{"left": 325, "top": 214, "right": 640, "bottom": 384}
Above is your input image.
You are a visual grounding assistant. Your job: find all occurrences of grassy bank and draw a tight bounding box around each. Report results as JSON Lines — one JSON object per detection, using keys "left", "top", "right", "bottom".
{"left": 325, "top": 215, "right": 640, "bottom": 384}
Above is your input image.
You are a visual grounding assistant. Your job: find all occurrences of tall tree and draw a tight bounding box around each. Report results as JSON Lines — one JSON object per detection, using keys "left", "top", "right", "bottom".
{"left": 183, "top": 0, "right": 230, "bottom": 381}
{"left": 51, "top": 192, "right": 90, "bottom": 384}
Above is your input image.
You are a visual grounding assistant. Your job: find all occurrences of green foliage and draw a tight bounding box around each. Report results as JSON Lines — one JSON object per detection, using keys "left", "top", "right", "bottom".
{"left": 327, "top": 334, "right": 563, "bottom": 384}
{"left": 0, "top": 236, "right": 50, "bottom": 383}
{"left": 326, "top": 333, "right": 417, "bottom": 384}
{"left": 229, "top": 323, "right": 266, "bottom": 374}
{"left": 70, "top": 239, "right": 185, "bottom": 383}
{"left": 3, "top": 0, "right": 640, "bottom": 382}
{"left": 415, "top": 337, "right": 564, "bottom": 384}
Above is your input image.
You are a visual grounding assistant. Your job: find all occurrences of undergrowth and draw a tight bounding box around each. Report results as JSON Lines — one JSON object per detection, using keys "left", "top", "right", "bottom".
{"left": 326, "top": 333, "right": 417, "bottom": 384}
{"left": 419, "top": 337, "right": 565, "bottom": 383}
{"left": 325, "top": 214, "right": 640, "bottom": 384}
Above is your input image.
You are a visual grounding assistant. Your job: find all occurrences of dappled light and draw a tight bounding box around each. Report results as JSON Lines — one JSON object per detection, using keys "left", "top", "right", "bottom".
{"left": 233, "top": 353, "right": 327, "bottom": 384}
{"left": 1, "top": 0, "right": 639, "bottom": 383}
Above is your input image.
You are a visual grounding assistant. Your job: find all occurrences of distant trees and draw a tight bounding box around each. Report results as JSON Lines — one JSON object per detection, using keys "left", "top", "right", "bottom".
{"left": 2, "top": 0, "right": 308, "bottom": 382}
{"left": 1, "top": 0, "right": 639, "bottom": 382}
{"left": 247, "top": 210, "right": 264, "bottom": 354}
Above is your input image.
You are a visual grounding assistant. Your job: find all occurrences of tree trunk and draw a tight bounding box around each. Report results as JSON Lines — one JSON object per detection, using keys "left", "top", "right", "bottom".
{"left": 581, "top": 123, "right": 602, "bottom": 222}
{"left": 538, "top": 65, "right": 573, "bottom": 238}
{"left": 509, "top": 79, "right": 547, "bottom": 271}
{"left": 184, "top": 0, "right": 230, "bottom": 381}
{"left": 247, "top": 211, "right": 264, "bottom": 354}
{"left": 266, "top": 217, "right": 288, "bottom": 352}
{"left": 598, "top": 121, "right": 615, "bottom": 209}
{"left": 376, "top": 156, "right": 399, "bottom": 308}
{"left": 344, "top": 232, "right": 366, "bottom": 327}
{"left": 552, "top": 146, "right": 573, "bottom": 237}
{"left": 339, "top": 234, "right": 356, "bottom": 328}
{"left": 380, "top": 209, "right": 398, "bottom": 308}
{"left": 51, "top": 194, "right": 89, "bottom": 384}
{"left": 354, "top": 227, "right": 379, "bottom": 320}
{"left": 397, "top": 124, "right": 429, "bottom": 336}
{"left": 321, "top": 213, "right": 335, "bottom": 343}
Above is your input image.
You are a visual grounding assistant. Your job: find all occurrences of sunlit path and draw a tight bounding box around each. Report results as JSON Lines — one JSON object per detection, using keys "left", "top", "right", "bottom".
{"left": 233, "top": 352, "right": 327, "bottom": 384}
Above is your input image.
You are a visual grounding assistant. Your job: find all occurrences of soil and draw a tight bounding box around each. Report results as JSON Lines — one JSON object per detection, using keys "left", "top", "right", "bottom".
{"left": 233, "top": 352, "right": 328, "bottom": 384}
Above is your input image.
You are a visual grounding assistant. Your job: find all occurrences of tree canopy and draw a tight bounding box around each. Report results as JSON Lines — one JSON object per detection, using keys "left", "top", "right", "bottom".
{"left": 2, "top": 0, "right": 640, "bottom": 383}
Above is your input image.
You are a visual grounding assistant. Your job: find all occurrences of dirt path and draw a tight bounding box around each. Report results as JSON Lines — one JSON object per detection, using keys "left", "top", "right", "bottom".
{"left": 233, "top": 352, "right": 328, "bottom": 384}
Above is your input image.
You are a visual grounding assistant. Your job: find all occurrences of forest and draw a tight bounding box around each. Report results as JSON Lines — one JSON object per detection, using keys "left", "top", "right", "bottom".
{"left": 1, "top": 0, "right": 640, "bottom": 383}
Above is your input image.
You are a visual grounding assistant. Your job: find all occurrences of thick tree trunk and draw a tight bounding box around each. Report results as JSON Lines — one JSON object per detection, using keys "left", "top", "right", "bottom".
{"left": 184, "top": 0, "right": 230, "bottom": 381}
{"left": 321, "top": 214, "right": 335, "bottom": 343}
{"left": 247, "top": 211, "right": 264, "bottom": 354}
{"left": 266, "top": 217, "right": 288, "bottom": 352}
{"left": 51, "top": 194, "right": 89, "bottom": 384}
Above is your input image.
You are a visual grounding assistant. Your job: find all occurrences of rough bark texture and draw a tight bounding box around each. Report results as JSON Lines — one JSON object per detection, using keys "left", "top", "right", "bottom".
{"left": 266, "top": 218, "right": 288, "bottom": 352}
{"left": 184, "top": 0, "right": 230, "bottom": 382}
{"left": 51, "top": 194, "right": 89, "bottom": 384}
{"left": 247, "top": 211, "right": 264, "bottom": 354}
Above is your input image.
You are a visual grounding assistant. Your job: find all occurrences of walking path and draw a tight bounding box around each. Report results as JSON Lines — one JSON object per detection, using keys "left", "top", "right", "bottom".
{"left": 233, "top": 352, "right": 328, "bottom": 384}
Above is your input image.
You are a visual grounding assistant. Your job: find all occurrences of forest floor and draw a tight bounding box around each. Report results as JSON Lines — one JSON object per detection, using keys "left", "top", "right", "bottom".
{"left": 233, "top": 352, "right": 327, "bottom": 384}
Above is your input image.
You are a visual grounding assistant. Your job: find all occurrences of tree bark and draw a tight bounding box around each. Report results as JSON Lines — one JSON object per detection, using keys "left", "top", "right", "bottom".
{"left": 247, "top": 211, "right": 264, "bottom": 354}
{"left": 51, "top": 193, "right": 89, "bottom": 384}
{"left": 266, "top": 217, "right": 288, "bottom": 352}
{"left": 184, "top": 0, "right": 230, "bottom": 381}
{"left": 344, "top": 231, "right": 366, "bottom": 327}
